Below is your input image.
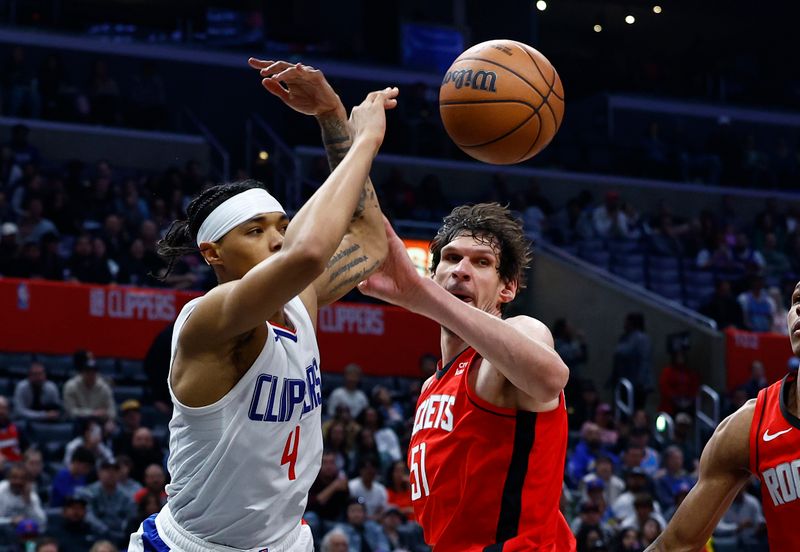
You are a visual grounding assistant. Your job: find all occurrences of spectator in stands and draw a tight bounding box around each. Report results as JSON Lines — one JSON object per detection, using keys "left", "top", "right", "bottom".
{"left": 128, "top": 429, "right": 164, "bottom": 484}
{"left": 66, "top": 234, "right": 112, "bottom": 284}
{"left": 7, "top": 123, "right": 39, "bottom": 167}
{"left": 575, "top": 526, "right": 608, "bottom": 552}
{"left": 732, "top": 233, "right": 766, "bottom": 274}
{"left": 385, "top": 460, "right": 413, "bottom": 519}
{"left": 50, "top": 446, "right": 94, "bottom": 507}
{"left": 40, "top": 231, "right": 66, "bottom": 280}
{"left": 695, "top": 233, "right": 737, "bottom": 271}
{"left": 584, "top": 480, "right": 616, "bottom": 527}
{"left": 0, "top": 396, "right": 24, "bottom": 462}
{"left": 63, "top": 349, "right": 115, "bottom": 421}
{"left": 323, "top": 420, "right": 354, "bottom": 476}
{"left": 357, "top": 407, "right": 402, "bottom": 471}
{"left": 18, "top": 197, "right": 58, "bottom": 245}
{"left": 380, "top": 506, "right": 425, "bottom": 551}
{"left": 34, "top": 536, "right": 58, "bottom": 552}
{"left": 700, "top": 279, "right": 745, "bottom": 329}
{"left": 133, "top": 464, "right": 167, "bottom": 506}
{"left": 639, "top": 517, "right": 664, "bottom": 549}
{"left": 762, "top": 232, "right": 792, "bottom": 282}
{"left": 592, "top": 190, "right": 631, "bottom": 239}
{"left": 89, "top": 540, "right": 118, "bottom": 552}
{"left": 371, "top": 385, "right": 406, "bottom": 432}
{"left": 327, "top": 363, "right": 369, "bottom": 419}
{"left": 737, "top": 275, "right": 777, "bottom": 332}
{"left": 46, "top": 495, "right": 97, "bottom": 552}
{"left": 3, "top": 48, "right": 38, "bottom": 117}
{"left": 553, "top": 318, "right": 588, "bottom": 387}
{"left": 79, "top": 459, "right": 133, "bottom": 546}
{"left": 124, "top": 489, "right": 162, "bottom": 540}
{"left": 741, "top": 360, "right": 768, "bottom": 399}
{"left": 23, "top": 448, "right": 52, "bottom": 505}
{"left": 568, "top": 423, "right": 618, "bottom": 485}
{"left": 626, "top": 428, "right": 660, "bottom": 477}
{"left": 15, "top": 241, "right": 45, "bottom": 278}
{"left": 668, "top": 413, "right": 699, "bottom": 472}
{"left": 549, "top": 198, "right": 594, "bottom": 244}
{"left": 113, "top": 454, "right": 141, "bottom": 500}
{"left": 570, "top": 500, "right": 614, "bottom": 543}
{"left": 64, "top": 418, "right": 114, "bottom": 466}
{"left": 320, "top": 527, "right": 349, "bottom": 552}
{"left": 593, "top": 403, "right": 619, "bottom": 447}
{"left": 614, "top": 527, "right": 641, "bottom": 552}
{"left": 619, "top": 445, "right": 647, "bottom": 476}
{"left": 654, "top": 446, "right": 695, "bottom": 509}
{"left": 612, "top": 468, "right": 662, "bottom": 522}
{"left": 0, "top": 464, "right": 47, "bottom": 531}
{"left": 348, "top": 455, "right": 388, "bottom": 520}
{"left": 14, "top": 361, "right": 61, "bottom": 420}
{"left": 581, "top": 455, "right": 625, "bottom": 507}
{"left": 609, "top": 313, "right": 653, "bottom": 409}
{"left": 569, "top": 379, "right": 601, "bottom": 431}
{"left": 112, "top": 399, "right": 142, "bottom": 456}
{"left": 657, "top": 349, "right": 700, "bottom": 415}
{"left": 336, "top": 498, "right": 390, "bottom": 552}
{"left": 714, "top": 488, "right": 766, "bottom": 549}
{"left": 307, "top": 450, "right": 350, "bottom": 524}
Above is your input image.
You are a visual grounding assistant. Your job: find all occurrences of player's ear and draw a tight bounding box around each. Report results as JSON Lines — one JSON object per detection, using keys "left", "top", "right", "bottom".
{"left": 498, "top": 278, "right": 517, "bottom": 305}
{"left": 199, "top": 242, "right": 223, "bottom": 267}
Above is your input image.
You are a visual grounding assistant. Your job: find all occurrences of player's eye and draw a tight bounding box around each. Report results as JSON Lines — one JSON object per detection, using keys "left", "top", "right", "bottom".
{"left": 248, "top": 228, "right": 263, "bottom": 235}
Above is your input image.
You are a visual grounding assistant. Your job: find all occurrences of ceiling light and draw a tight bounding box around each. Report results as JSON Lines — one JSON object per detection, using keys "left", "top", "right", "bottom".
{"left": 625, "top": 15, "right": 635, "bottom": 24}
{"left": 536, "top": 1, "right": 547, "bottom": 11}
{"left": 593, "top": 24, "right": 602, "bottom": 32}
{"left": 653, "top": 5, "right": 662, "bottom": 14}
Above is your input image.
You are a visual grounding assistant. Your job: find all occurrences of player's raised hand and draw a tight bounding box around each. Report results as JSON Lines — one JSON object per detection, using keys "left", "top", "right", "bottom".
{"left": 247, "top": 58, "right": 343, "bottom": 118}
{"left": 349, "top": 87, "right": 399, "bottom": 148}
{"left": 358, "top": 216, "right": 423, "bottom": 310}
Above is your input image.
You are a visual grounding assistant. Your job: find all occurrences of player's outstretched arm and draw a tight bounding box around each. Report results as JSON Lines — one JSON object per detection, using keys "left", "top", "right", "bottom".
{"left": 248, "top": 59, "right": 388, "bottom": 308}
{"left": 358, "top": 219, "right": 568, "bottom": 405}
{"left": 645, "top": 401, "right": 755, "bottom": 552}
{"left": 184, "top": 88, "right": 397, "bottom": 346}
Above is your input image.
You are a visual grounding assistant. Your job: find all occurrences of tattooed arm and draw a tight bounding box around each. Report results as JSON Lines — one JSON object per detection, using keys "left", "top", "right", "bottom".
{"left": 310, "top": 111, "right": 387, "bottom": 307}
{"left": 248, "top": 58, "right": 390, "bottom": 315}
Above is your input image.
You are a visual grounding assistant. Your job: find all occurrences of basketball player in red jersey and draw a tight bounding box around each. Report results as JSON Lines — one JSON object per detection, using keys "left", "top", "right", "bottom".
{"left": 359, "top": 204, "right": 576, "bottom": 551}
{"left": 646, "top": 280, "right": 800, "bottom": 551}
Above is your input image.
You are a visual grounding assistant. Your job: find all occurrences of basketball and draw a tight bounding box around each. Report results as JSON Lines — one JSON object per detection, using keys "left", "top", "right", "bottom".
{"left": 439, "top": 39, "right": 565, "bottom": 165}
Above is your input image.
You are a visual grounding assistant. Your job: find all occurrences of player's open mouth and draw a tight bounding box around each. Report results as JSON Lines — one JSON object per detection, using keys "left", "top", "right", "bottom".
{"left": 451, "top": 292, "right": 473, "bottom": 303}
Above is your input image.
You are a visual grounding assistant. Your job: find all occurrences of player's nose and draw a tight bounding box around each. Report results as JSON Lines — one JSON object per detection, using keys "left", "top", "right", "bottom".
{"left": 451, "top": 259, "right": 472, "bottom": 280}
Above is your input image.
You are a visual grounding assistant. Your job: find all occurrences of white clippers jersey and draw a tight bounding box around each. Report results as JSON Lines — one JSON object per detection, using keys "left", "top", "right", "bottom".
{"left": 165, "top": 295, "right": 323, "bottom": 549}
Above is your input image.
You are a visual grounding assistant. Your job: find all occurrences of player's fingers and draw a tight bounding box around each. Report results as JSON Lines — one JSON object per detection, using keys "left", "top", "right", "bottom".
{"left": 261, "top": 78, "right": 290, "bottom": 100}
{"left": 259, "top": 61, "right": 295, "bottom": 78}
{"left": 266, "top": 65, "right": 308, "bottom": 83}
{"left": 248, "top": 57, "right": 274, "bottom": 69}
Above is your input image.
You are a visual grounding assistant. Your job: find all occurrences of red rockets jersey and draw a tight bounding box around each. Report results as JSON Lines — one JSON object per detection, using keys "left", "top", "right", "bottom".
{"left": 749, "top": 372, "right": 800, "bottom": 550}
{"left": 408, "top": 347, "right": 576, "bottom": 552}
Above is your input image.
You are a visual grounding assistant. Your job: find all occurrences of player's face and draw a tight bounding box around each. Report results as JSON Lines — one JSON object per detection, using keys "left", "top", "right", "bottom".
{"left": 433, "top": 235, "right": 516, "bottom": 316}
{"left": 788, "top": 281, "right": 800, "bottom": 355}
{"left": 205, "top": 212, "right": 288, "bottom": 281}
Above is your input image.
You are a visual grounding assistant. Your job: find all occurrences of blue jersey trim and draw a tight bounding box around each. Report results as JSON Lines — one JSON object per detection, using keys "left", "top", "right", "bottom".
{"left": 143, "top": 514, "right": 171, "bottom": 552}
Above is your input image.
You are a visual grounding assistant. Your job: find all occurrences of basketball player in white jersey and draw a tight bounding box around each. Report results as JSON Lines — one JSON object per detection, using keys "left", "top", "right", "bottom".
{"left": 127, "top": 61, "right": 398, "bottom": 551}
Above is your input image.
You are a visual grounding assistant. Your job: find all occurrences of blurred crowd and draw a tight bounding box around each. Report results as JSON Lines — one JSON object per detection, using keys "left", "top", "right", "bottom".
{"left": 0, "top": 316, "right": 778, "bottom": 552}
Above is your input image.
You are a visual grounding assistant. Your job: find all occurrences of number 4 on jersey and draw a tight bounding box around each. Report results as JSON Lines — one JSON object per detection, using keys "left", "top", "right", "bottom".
{"left": 282, "top": 426, "right": 301, "bottom": 480}
{"left": 410, "top": 442, "right": 430, "bottom": 500}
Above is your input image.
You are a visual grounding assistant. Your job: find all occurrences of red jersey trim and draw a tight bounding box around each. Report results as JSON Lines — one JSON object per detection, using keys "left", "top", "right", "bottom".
{"left": 750, "top": 386, "right": 769, "bottom": 475}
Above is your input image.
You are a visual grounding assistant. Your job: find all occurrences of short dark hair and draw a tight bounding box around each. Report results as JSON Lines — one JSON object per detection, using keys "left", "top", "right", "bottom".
{"left": 429, "top": 203, "right": 532, "bottom": 291}
{"left": 71, "top": 446, "right": 95, "bottom": 466}
{"left": 35, "top": 537, "right": 58, "bottom": 552}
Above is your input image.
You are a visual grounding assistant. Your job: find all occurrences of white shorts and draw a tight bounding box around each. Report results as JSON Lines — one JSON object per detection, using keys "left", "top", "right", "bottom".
{"left": 127, "top": 503, "right": 313, "bottom": 552}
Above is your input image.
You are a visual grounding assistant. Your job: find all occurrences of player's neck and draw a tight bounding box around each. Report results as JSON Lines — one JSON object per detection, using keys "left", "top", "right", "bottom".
{"left": 440, "top": 326, "right": 466, "bottom": 364}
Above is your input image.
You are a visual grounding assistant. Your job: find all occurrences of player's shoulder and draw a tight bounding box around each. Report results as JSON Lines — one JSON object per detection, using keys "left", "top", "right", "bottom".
{"left": 505, "top": 315, "right": 554, "bottom": 346}
{"left": 704, "top": 399, "right": 756, "bottom": 470}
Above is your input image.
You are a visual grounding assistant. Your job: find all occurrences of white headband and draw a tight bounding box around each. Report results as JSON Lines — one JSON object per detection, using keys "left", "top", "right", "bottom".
{"left": 196, "top": 188, "right": 285, "bottom": 246}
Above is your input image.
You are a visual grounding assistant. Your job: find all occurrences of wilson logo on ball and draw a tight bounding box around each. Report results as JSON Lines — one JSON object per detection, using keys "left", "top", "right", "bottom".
{"left": 441, "top": 69, "right": 497, "bottom": 92}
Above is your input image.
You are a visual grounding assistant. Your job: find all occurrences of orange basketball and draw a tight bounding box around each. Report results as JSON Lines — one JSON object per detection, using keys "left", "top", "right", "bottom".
{"left": 439, "top": 39, "right": 565, "bottom": 165}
